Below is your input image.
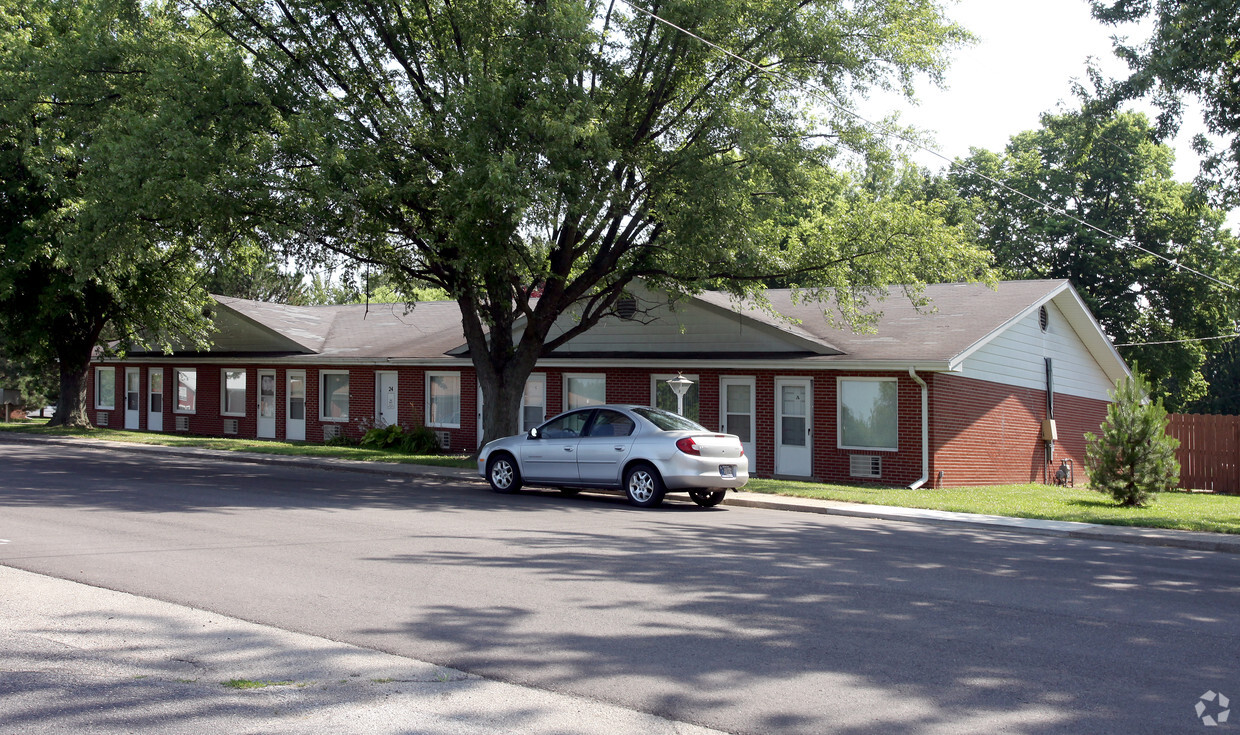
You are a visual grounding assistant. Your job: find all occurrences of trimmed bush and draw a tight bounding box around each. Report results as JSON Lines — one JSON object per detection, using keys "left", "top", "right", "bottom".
{"left": 359, "top": 423, "right": 441, "bottom": 455}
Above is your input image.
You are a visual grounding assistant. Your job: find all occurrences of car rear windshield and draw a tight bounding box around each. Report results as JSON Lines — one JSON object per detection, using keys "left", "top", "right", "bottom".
{"left": 632, "top": 407, "right": 707, "bottom": 432}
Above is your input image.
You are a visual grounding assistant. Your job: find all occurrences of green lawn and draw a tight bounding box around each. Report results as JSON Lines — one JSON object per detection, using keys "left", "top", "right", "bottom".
{"left": 4, "top": 420, "right": 1238, "bottom": 534}
{"left": 745, "top": 478, "right": 1240, "bottom": 535}
{"left": 0, "top": 421, "right": 475, "bottom": 469}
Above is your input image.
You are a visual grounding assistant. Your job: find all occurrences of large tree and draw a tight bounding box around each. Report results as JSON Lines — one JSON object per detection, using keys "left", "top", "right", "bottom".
{"left": 190, "top": 0, "right": 991, "bottom": 443}
{"left": 1089, "top": 0, "right": 1240, "bottom": 205}
{"left": 951, "top": 110, "right": 1240, "bottom": 409}
{"left": 0, "top": 0, "right": 272, "bottom": 425}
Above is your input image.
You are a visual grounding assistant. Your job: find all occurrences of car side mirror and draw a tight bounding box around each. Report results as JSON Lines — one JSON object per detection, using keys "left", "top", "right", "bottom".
{"left": 528, "top": 427, "right": 540, "bottom": 439}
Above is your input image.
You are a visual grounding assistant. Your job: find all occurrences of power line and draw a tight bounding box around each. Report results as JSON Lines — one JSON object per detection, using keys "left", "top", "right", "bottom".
{"left": 616, "top": 0, "right": 1239, "bottom": 293}
{"left": 1114, "top": 333, "right": 1240, "bottom": 347}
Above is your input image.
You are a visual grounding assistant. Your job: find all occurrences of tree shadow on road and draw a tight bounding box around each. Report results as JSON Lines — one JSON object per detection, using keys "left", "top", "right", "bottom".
{"left": 358, "top": 517, "right": 1239, "bottom": 735}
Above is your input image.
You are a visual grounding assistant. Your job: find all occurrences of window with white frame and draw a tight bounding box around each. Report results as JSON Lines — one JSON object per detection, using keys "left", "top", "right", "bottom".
{"left": 95, "top": 367, "right": 116, "bottom": 410}
{"left": 222, "top": 369, "right": 247, "bottom": 416}
{"left": 651, "top": 374, "right": 700, "bottom": 422}
{"left": 838, "top": 377, "right": 898, "bottom": 450}
{"left": 321, "top": 371, "right": 350, "bottom": 421}
{"left": 174, "top": 368, "right": 197, "bottom": 413}
{"left": 427, "top": 372, "right": 461, "bottom": 428}
{"left": 565, "top": 374, "right": 605, "bottom": 410}
{"left": 523, "top": 374, "right": 546, "bottom": 431}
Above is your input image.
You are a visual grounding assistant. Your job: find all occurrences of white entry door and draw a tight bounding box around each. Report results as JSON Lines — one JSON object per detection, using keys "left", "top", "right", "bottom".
{"left": 286, "top": 370, "right": 306, "bottom": 441}
{"left": 376, "top": 371, "right": 399, "bottom": 427}
{"left": 124, "top": 368, "right": 141, "bottom": 429}
{"left": 720, "top": 377, "right": 756, "bottom": 471}
{"left": 775, "top": 378, "right": 812, "bottom": 477}
{"left": 257, "top": 370, "right": 277, "bottom": 439}
{"left": 147, "top": 368, "right": 164, "bottom": 432}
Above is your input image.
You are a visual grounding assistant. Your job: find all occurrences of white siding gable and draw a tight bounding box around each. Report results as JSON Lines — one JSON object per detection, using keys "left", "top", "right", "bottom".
{"left": 957, "top": 299, "right": 1116, "bottom": 401}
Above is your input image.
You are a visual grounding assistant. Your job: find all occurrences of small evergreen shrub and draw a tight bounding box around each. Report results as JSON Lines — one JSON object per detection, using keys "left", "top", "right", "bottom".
{"left": 1085, "top": 373, "right": 1180, "bottom": 507}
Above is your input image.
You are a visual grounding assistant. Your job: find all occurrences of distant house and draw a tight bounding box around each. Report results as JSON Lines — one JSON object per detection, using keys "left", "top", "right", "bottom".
{"left": 87, "top": 280, "right": 1128, "bottom": 487}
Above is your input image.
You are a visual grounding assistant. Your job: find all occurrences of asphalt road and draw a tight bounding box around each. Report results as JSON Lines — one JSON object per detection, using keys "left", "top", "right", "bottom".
{"left": 2, "top": 441, "right": 1238, "bottom": 734}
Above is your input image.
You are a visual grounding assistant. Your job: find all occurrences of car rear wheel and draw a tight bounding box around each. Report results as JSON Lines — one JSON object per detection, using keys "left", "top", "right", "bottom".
{"left": 487, "top": 454, "right": 522, "bottom": 494}
{"left": 623, "top": 463, "right": 665, "bottom": 508}
{"left": 689, "top": 489, "right": 727, "bottom": 507}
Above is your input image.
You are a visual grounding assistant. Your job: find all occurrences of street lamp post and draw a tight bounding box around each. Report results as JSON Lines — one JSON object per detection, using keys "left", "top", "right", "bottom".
{"left": 666, "top": 372, "right": 694, "bottom": 416}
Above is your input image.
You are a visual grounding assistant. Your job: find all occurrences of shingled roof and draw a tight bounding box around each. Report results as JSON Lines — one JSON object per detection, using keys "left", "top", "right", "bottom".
{"left": 194, "top": 279, "right": 1123, "bottom": 378}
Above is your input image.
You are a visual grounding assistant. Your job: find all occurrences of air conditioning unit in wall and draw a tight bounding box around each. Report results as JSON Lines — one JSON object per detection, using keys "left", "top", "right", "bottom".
{"left": 96, "top": 412, "right": 109, "bottom": 427}
{"left": 849, "top": 455, "right": 882, "bottom": 479}
{"left": 322, "top": 424, "right": 341, "bottom": 441}
{"left": 435, "top": 430, "right": 451, "bottom": 450}
{"left": 175, "top": 415, "right": 189, "bottom": 432}
{"left": 223, "top": 419, "right": 239, "bottom": 435}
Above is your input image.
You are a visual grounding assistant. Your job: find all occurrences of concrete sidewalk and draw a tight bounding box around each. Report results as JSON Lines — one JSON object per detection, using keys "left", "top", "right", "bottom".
{"left": 4, "top": 432, "right": 1238, "bottom": 555}
{"left": 0, "top": 566, "right": 726, "bottom": 735}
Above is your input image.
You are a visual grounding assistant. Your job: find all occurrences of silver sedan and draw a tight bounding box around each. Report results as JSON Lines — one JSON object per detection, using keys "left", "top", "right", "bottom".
{"left": 477, "top": 404, "right": 749, "bottom": 507}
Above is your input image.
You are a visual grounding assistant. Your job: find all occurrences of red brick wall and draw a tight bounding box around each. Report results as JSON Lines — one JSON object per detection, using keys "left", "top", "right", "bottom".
{"left": 85, "top": 364, "right": 482, "bottom": 453}
{"left": 87, "top": 361, "right": 1109, "bottom": 487}
{"left": 928, "top": 373, "right": 1107, "bottom": 486}
{"left": 538, "top": 368, "right": 927, "bottom": 485}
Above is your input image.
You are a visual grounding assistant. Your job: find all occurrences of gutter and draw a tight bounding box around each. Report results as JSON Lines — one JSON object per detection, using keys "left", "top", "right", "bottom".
{"left": 908, "top": 367, "right": 929, "bottom": 490}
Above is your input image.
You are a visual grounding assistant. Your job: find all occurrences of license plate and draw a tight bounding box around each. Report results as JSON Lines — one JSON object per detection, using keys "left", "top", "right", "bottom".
{"left": 719, "top": 465, "right": 735, "bottom": 479}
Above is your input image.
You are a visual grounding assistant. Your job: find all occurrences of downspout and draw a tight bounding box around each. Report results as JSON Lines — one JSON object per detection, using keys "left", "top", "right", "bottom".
{"left": 908, "top": 367, "right": 929, "bottom": 489}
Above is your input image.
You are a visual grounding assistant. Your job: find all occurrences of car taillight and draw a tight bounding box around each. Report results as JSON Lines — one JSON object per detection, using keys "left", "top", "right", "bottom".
{"left": 676, "top": 437, "right": 701, "bottom": 456}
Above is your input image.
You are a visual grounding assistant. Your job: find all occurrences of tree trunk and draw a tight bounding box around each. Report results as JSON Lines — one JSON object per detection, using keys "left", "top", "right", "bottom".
{"left": 51, "top": 359, "right": 92, "bottom": 428}
{"left": 459, "top": 291, "right": 549, "bottom": 449}
{"left": 479, "top": 373, "right": 527, "bottom": 446}
{"left": 47, "top": 313, "right": 108, "bottom": 428}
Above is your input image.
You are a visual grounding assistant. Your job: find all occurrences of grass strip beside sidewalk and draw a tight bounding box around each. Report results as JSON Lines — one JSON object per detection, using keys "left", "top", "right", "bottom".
{"left": 745, "top": 478, "right": 1240, "bottom": 535}
{"left": 0, "top": 421, "right": 475, "bottom": 469}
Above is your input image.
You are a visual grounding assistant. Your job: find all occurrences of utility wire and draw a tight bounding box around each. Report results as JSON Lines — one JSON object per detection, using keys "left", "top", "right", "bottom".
{"left": 617, "top": 0, "right": 1239, "bottom": 294}
{"left": 1114, "top": 333, "right": 1240, "bottom": 347}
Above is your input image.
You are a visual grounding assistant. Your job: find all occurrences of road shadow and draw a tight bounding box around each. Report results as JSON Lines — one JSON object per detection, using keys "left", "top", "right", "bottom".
{"left": 356, "top": 516, "right": 1240, "bottom": 734}
{"left": 0, "top": 438, "right": 703, "bottom": 514}
{"left": 5, "top": 437, "right": 1239, "bottom": 733}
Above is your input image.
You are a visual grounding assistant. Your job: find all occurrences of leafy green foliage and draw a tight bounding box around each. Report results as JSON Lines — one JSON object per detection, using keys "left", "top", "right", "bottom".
{"left": 303, "top": 271, "right": 448, "bottom": 306}
{"left": 951, "top": 110, "right": 1240, "bottom": 409}
{"left": 322, "top": 430, "right": 358, "bottom": 447}
{"left": 0, "top": 335, "right": 58, "bottom": 409}
{"left": 360, "top": 423, "right": 442, "bottom": 455}
{"left": 201, "top": 249, "right": 311, "bottom": 305}
{"left": 1085, "top": 372, "right": 1181, "bottom": 507}
{"left": 188, "top": 0, "right": 992, "bottom": 443}
{"left": 0, "top": 0, "right": 274, "bottom": 425}
{"left": 1089, "top": 0, "right": 1240, "bottom": 205}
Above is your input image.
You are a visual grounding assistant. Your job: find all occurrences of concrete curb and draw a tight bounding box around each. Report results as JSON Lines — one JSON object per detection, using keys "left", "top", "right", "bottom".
{"left": 5, "top": 431, "right": 1239, "bottom": 555}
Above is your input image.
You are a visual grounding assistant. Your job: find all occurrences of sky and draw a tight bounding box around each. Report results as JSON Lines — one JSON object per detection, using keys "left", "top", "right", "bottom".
{"left": 865, "top": 0, "right": 1221, "bottom": 191}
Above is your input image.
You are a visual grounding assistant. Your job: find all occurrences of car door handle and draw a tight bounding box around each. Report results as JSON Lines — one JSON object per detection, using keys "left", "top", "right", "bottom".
{"left": 563, "top": 446, "right": 573, "bottom": 452}
{"left": 614, "top": 446, "right": 625, "bottom": 451}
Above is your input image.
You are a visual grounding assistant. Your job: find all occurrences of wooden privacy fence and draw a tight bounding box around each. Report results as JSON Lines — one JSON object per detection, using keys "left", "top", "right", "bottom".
{"left": 1166, "top": 413, "right": 1240, "bottom": 494}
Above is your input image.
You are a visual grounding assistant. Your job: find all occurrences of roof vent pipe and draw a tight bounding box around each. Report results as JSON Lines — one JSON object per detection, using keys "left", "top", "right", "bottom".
{"left": 908, "top": 367, "right": 929, "bottom": 490}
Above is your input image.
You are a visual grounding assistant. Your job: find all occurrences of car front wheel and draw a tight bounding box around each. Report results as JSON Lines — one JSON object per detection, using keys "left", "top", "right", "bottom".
{"left": 623, "top": 463, "right": 665, "bottom": 507}
{"left": 487, "top": 454, "right": 522, "bottom": 494}
{"left": 689, "top": 489, "right": 727, "bottom": 507}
